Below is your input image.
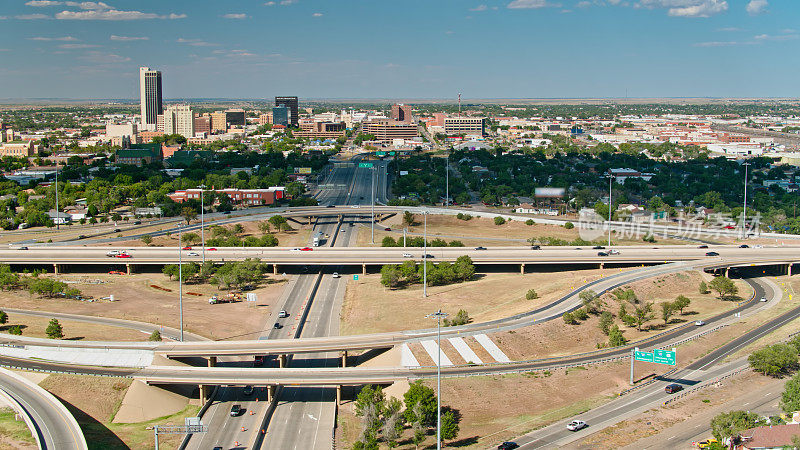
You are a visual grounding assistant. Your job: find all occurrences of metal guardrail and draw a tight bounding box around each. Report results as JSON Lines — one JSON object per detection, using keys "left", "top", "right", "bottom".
{"left": 0, "top": 387, "right": 42, "bottom": 449}
{"left": 662, "top": 365, "right": 750, "bottom": 406}
{"left": 618, "top": 368, "right": 679, "bottom": 397}
{"left": 178, "top": 385, "right": 219, "bottom": 450}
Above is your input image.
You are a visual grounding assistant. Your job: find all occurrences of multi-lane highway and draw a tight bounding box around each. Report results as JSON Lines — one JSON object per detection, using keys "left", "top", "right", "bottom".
{"left": 0, "top": 368, "right": 87, "bottom": 450}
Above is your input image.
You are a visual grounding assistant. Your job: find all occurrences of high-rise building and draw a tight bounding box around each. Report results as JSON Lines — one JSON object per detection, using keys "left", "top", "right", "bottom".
{"left": 194, "top": 115, "right": 211, "bottom": 134}
{"left": 275, "top": 96, "right": 299, "bottom": 127}
{"left": 361, "top": 119, "right": 419, "bottom": 144}
{"left": 163, "top": 105, "right": 194, "bottom": 138}
{"left": 391, "top": 104, "right": 413, "bottom": 123}
{"left": 139, "top": 67, "right": 163, "bottom": 131}
{"left": 272, "top": 106, "right": 289, "bottom": 126}
{"left": 444, "top": 116, "right": 485, "bottom": 137}
{"left": 210, "top": 111, "right": 227, "bottom": 133}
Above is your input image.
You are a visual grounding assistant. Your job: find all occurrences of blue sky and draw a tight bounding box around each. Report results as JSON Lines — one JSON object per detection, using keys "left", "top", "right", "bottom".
{"left": 0, "top": 0, "right": 798, "bottom": 100}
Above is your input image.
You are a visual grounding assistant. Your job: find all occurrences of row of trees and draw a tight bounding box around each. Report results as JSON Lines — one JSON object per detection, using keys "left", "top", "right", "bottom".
{"left": 0, "top": 310, "right": 63, "bottom": 339}
{"left": 380, "top": 257, "right": 475, "bottom": 289}
{"left": 0, "top": 266, "right": 81, "bottom": 299}
{"left": 162, "top": 259, "right": 269, "bottom": 290}
{"left": 353, "top": 381, "right": 459, "bottom": 449}
{"left": 381, "top": 236, "right": 464, "bottom": 248}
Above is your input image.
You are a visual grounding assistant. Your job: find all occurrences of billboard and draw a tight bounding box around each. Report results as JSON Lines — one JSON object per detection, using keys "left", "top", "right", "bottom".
{"left": 294, "top": 167, "right": 312, "bottom": 174}
{"left": 535, "top": 187, "right": 565, "bottom": 198}
{"left": 399, "top": 170, "right": 409, "bottom": 176}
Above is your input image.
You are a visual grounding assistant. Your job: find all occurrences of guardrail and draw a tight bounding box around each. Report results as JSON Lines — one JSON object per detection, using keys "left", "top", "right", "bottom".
{"left": 618, "top": 368, "right": 679, "bottom": 397}
{"left": 662, "top": 365, "right": 750, "bottom": 406}
{"left": 178, "top": 385, "right": 219, "bottom": 450}
{"left": 0, "top": 387, "right": 42, "bottom": 449}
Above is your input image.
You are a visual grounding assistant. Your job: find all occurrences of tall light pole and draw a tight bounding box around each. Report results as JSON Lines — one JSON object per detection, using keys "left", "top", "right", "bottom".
{"left": 423, "top": 211, "right": 428, "bottom": 298}
{"left": 426, "top": 309, "right": 448, "bottom": 450}
{"left": 371, "top": 166, "right": 375, "bottom": 244}
{"left": 178, "top": 225, "right": 184, "bottom": 342}
{"left": 445, "top": 153, "right": 449, "bottom": 208}
{"left": 606, "top": 173, "right": 614, "bottom": 247}
{"left": 54, "top": 161, "right": 59, "bottom": 230}
{"left": 198, "top": 184, "right": 206, "bottom": 264}
{"left": 742, "top": 162, "right": 751, "bottom": 239}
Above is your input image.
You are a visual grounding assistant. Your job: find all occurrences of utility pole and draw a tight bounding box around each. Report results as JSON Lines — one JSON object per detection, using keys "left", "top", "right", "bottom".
{"left": 55, "top": 162, "right": 59, "bottom": 230}
{"left": 371, "top": 166, "right": 375, "bottom": 244}
{"left": 403, "top": 227, "right": 407, "bottom": 247}
{"left": 606, "top": 173, "right": 614, "bottom": 247}
{"left": 445, "top": 153, "right": 449, "bottom": 208}
{"left": 426, "top": 310, "right": 448, "bottom": 450}
{"left": 742, "top": 162, "right": 750, "bottom": 239}
{"left": 178, "top": 225, "right": 184, "bottom": 342}
{"left": 198, "top": 184, "right": 206, "bottom": 264}
{"left": 630, "top": 348, "right": 635, "bottom": 385}
{"left": 423, "top": 211, "right": 428, "bottom": 297}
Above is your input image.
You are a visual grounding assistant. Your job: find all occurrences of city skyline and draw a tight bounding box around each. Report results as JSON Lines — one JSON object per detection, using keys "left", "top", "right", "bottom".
{"left": 1, "top": 0, "right": 799, "bottom": 99}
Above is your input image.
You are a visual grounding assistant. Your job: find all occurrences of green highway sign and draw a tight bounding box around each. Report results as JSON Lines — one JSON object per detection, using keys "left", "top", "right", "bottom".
{"left": 375, "top": 152, "right": 386, "bottom": 156}
{"left": 388, "top": 151, "right": 396, "bottom": 155}
{"left": 634, "top": 350, "right": 653, "bottom": 363}
{"left": 654, "top": 348, "right": 677, "bottom": 365}
{"left": 358, "top": 163, "right": 373, "bottom": 168}
{"left": 353, "top": 275, "right": 359, "bottom": 281}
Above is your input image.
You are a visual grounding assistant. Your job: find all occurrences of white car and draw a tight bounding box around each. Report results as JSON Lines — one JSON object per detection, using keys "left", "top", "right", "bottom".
{"left": 609, "top": 249, "right": 620, "bottom": 255}
{"left": 332, "top": 272, "right": 340, "bottom": 278}
{"left": 695, "top": 320, "right": 706, "bottom": 326}
{"left": 566, "top": 420, "right": 587, "bottom": 431}
{"left": 187, "top": 252, "right": 199, "bottom": 257}
{"left": 290, "top": 248, "right": 301, "bottom": 252}
{"left": 278, "top": 310, "right": 289, "bottom": 318}
{"left": 350, "top": 205, "right": 359, "bottom": 209}
{"left": 106, "top": 250, "right": 121, "bottom": 257}
{"left": 402, "top": 253, "right": 413, "bottom": 258}
{"left": 760, "top": 297, "right": 768, "bottom": 302}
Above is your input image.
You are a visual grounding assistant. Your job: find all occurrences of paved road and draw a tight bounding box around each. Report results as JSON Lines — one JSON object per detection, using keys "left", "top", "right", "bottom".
{"left": 0, "top": 368, "right": 87, "bottom": 450}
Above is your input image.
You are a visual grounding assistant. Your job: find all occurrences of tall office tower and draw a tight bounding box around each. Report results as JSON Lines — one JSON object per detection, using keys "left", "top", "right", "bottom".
{"left": 274, "top": 96, "right": 299, "bottom": 127}
{"left": 391, "top": 104, "right": 413, "bottom": 123}
{"left": 163, "top": 105, "right": 195, "bottom": 138}
{"left": 139, "top": 67, "right": 163, "bottom": 131}
{"left": 272, "top": 106, "right": 289, "bottom": 126}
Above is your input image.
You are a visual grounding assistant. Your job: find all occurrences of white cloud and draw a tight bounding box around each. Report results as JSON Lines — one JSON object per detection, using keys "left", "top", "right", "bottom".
{"left": 80, "top": 51, "right": 130, "bottom": 63}
{"left": 312, "top": 12, "right": 323, "bottom": 16}
{"left": 28, "top": 36, "right": 77, "bottom": 41}
{"left": 637, "top": 0, "right": 728, "bottom": 18}
{"left": 177, "top": 38, "right": 218, "bottom": 47}
{"left": 55, "top": 8, "right": 186, "bottom": 20}
{"left": 754, "top": 33, "right": 798, "bottom": 41}
{"left": 58, "top": 43, "right": 98, "bottom": 49}
{"left": 746, "top": 0, "right": 767, "bottom": 15}
{"left": 508, "top": 0, "right": 561, "bottom": 8}
{"left": 264, "top": 1, "right": 276, "bottom": 4}
{"left": 693, "top": 40, "right": 740, "bottom": 46}
{"left": 222, "top": 13, "right": 247, "bottom": 19}
{"left": 280, "top": 0, "right": 298, "bottom": 4}
{"left": 716, "top": 26, "right": 741, "bottom": 32}
{"left": 16, "top": 13, "right": 49, "bottom": 19}
{"left": 470, "top": 4, "right": 488, "bottom": 11}
{"left": 110, "top": 35, "right": 148, "bottom": 41}
{"left": 25, "top": 0, "right": 62, "bottom": 6}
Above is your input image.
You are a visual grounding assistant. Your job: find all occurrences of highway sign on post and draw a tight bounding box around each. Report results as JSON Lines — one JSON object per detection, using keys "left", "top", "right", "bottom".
{"left": 654, "top": 348, "right": 677, "bottom": 365}
{"left": 634, "top": 349, "right": 654, "bottom": 363}
{"left": 353, "top": 275, "right": 359, "bottom": 281}
{"left": 359, "top": 163, "right": 374, "bottom": 168}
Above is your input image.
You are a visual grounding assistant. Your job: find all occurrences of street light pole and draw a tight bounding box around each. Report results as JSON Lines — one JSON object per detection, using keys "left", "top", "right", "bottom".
{"left": 423, "top": 212, "right": 428, "bottom": 298}
{"left": 55, "top": 162, "right": 59, "bottom": 230}
{"left": 445, "top": 154, "right": 449, "bottom": 208}
{"left": 607, "top": 174, "right": 613, "bottom": 246}
{"left": 426, "top": 309, "right": 448, "bottom": 450}
{"left": 742, "top": 162, "right": 750, "bottom": 239}
{"left": 178, "top": 225, "right": 184, "bottom": 342}
{"left": 198, "top": 184, "right": 206, "bottom": 264}
{"left": 371, "top": 166, "right": 375, "bottom": 244}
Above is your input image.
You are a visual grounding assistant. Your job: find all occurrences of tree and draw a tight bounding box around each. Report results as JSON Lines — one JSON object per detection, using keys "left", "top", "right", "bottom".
{"left": 633, "top": 302, "right": 655, "bottom": 331}
{"left": 748, "top": 344, "right": 798, "bottom": 376}
{"left": 526, "top": 289, "right": 539, "bottom": 300}
{"left": 673, "top": 295, "right": 691, "bottom": 314}
{"left": 564, "top": 222, "right": 574, "bottom": 229}
{"left": 660, "top": 302, "right": 675, "bottom": 325}
{"left": 286, "top": 181, "right": 305, "bottom": 199}
{"left": 403, "top": 381, "right": 437, "bottom": 427}
{"left": 149, "top": 330, "right": 162, "bottom": 341}
{"left": 709, "top": 276, "right": 738, "bottom": 300}
{"left": 382, "top": 236, "right": 398, "bottom": 247}
{"left": 140, "top": 235, "right": 153, "bottom": 245}
{"left": 403, "top": 211, "right": 416, "bottom": 226}
{"left": 380, "top": 265, "right": 402, "bottom": 288}
{"left": 711, "top": 410, "right": 761, "bottom": 441}
{"left": 598, "top": 311, "right": 614, "bottom": 335}
{"left": 494, "top": 216, "right": 506, "bottom": 226}
{"left": 258, "top": 221, "right": 271, "bottom": 234}
{"left": 46, "top": 318, "right": 63, "bottom": 339}
{"left": 781, "top": 371, "right": 800, "bottom": 413}
{"left": 608, "top": 325, "right": 627, "bottom": 347}
{"left": 579, "top": 290, "right": 602, "bottom": 314}
{"left": 440, "top": 410, "right": 460, "bottom": 443}
{"left": 268, "top": 215, "right": 288, "bottom": 227}
{"left": 355, "top": 385, "right": 386, "bottom": 440}
{"left": 181, "top": 206, "right": 197, "bottom": 225}
{"left": 699, "top": 281, "right": 710, "bottom": 294}
{"left": 0, "top": 311, "right": 6, "bottom": 325}
{"left": 573, "top": 308, "right": 589, "bottom": 321}
{"left": 446, "top": 309, "right": 470, "bottom": 327}
{"left": 562, "top": 311, "right": 577, "bottom": 324}
{"left": 8, "top": 325, "right": 22, "bottom": 335}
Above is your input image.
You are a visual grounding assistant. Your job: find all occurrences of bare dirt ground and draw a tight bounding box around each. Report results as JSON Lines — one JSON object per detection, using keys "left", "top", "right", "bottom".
{"left": 498, "top": 271, "right": 752, "bottom": 360}
{"left": 340, "top": 268, "right": 612, "bottom": 336}
{"left": 357, "top": 214, "right": 693, "bottom": 248}
{"left": 39, "top": 373, "right": 198, "bottom": 449}
{"left": 0, "top": 407, "right": 36, "bottom": 450}
{"left": 0, "top": 272, "right": 289, "bottom": 340}
{"left": 1, "top": 312, "right": 147, "bottom": 341}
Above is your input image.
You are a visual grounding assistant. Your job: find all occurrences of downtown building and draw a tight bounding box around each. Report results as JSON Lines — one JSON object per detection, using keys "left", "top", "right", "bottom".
{"left": 444, "top": 116, "right": 485, "bottom": 137}
{"left": 139, "top": 67, "right": 163, "bottom": 131}
{"left": 162, "top": 105, "right": 195, "bottom": 138}
{"left": 391, "top": 104, "right": 413, "bottom": 123}
{"left": 361, "top": 119, "right": 419, "bottom": 144}
{"left": 275, "top": 96, "right": 299, "bottom": 127}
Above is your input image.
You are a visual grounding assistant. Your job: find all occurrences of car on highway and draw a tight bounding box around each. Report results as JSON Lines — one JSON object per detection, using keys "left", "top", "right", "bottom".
{"left": 301, "top": 247, "right": 313, "bottom": 251}
{"left": 592, "top": 245, "right": 605, "bottom": 249}
{"left": 106, "top": 250, "right": 121, "bottom": 257}
{"left": 609, "top": 249, "right": 620, "bottom": 255}
{"left": 273, "top": 322, "right": 282, "bottom": 329}
{"left": 182, "top": 246, "right": 192, "bottom": 250}
{"left": 422, "top": 254, "right": 434, "bottom": 259}
{"left": 566, "top": 420, "right": 587, "bottom": 431}
{"left": 695, "top": 320, "right": 706, "bottom": 326}
{"left": 290, "top": 247, "right": 301, "bottom": 251}
{"left": 223, "top": 211, "right": 231, "bottom": 215}
{"left": 243, "top": 386, "right": 254, "bottom": 396}
{"left": 475, "top": 246, "right": 487, "bottom": 250}
{"left": 77, "top": 235, "right": 87, "bottom": 240}
{"left": 697, "top": 244, "right": 708, "bottom": 249}
{"left": 114, "top": 228, "right": 121, "bottom": 233}
{"left": 108, "top": 270, "right": 125, "bottom": 275}
{"left": 402, "top": 253, "right": 413, "bottom": 258}
{"left": 208, "top": 247, "right": 217, "bottom": 251}
{"left": 755, "top": 245, "right": 763, "bottom": 249}
{"left": 761, "top": 296, "right": 768, "bottom": 302}
{"left": 665, "top": 383, "right": 683, "bottom": 394}
{"left": 723, "top": 225, "right": 735, "bottom": 229}
{"left": 326, "top": 205, "right": 336, "bottom": 208}
{"left": 350, "top": 205, "right": 359, "bottom": 208}
{"left": 187, "top": 252, "right": 199, "bottom": 257}
{"left": 598, "top": 251, "right": 609, "bottom": 256}
{"left": 18, "top": 246, "right": 28, "bottom": 250}
{"left": 385, "top": 228, "right": 392, "bottom": 231}
{"left": 695, "top": 438, "right": 719, "bottom": 449}
{"left": 230, "top": 404, "right": 243, "bottom": 416}
{"left": 705, "top": 251, "right": 720, "bottom": 256}
{"left": 278, "top": 310, "right": 289, "bottom": 318}
{"left": 531, "top": 245, "right": 541, "bottom": 250}
{"left": 115, "top": 253, "right": 132, "bottom": 258}
{"left": 739, "top": 244, "right": 750, "bottom": 248}
{"left": 133, "top": 220, "right": 141, "bottom": 225}
{"left": 254, "top": 355, "right": 264, "bottom": 366}
{"left": 497, "top": 442, "right": 519, "bottom": 450}
{"left": 332, "top": 272, "right": 340, "bottom": 278}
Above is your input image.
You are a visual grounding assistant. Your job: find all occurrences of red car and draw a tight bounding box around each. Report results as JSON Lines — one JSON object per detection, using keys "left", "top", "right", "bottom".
{"left": 723, "top": 225, "right": 735, "bottom": 230}
{"left": 108, "top": 270, "right": 125, "bottom": 275}
{"left": 182, "top": 246, "right": 192, "bottom": 250}
{"left": 115, "top": 253, "right": 132, "bottom": 258}
{"left": 207, "top": 248, "right": 217, "bottom": 251}
{"left": 300, "top": 247, "right": 313, "bottom": 251}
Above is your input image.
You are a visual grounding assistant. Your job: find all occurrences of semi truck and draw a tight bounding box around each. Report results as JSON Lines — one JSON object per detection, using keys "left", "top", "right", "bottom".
{"left": 312, "top": 231, "right": 324, "bottom": 247}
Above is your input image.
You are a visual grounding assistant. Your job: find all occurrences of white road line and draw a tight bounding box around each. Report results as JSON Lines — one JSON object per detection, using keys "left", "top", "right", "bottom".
{"left": 474, "top": 333, "right": 511, "bottom": 363}
{"left": 421, "top": 340, "right": 453, "bottom": 366}
{"left": 448, "top": 337, "right": 483, "bottom": 364}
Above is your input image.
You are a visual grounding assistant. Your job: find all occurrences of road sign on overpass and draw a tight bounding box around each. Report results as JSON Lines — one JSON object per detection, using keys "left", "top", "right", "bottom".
{"left": 358, "top": 163, "right": 374, "bottom": 168}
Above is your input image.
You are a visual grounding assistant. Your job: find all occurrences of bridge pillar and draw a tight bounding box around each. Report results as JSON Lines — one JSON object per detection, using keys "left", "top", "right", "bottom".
{"left": 724, "top": 267, "right": 730, "bottom": 278}
{"left": 362, "top": 264, "right": 366, "bottom": 276}
{"left": 53, "top": 264, "right": 59, "bottom": 276}
{"left": 308, "top": 216, "right": 312, "bottom": 225}
{"left": 520, "top": 263, "right": 525, "bottom": 275}
{"left": 340, "top": 350, "right": 348, "bottom": 367}
{"left": 208, "top": 356, "right": 216, "bottom": 367}
{"left": 788, "top": 264, "right": 793, "bottom": 276}
{"left": 126, "top": 263, "right": 132, "bottom": 275}
{"left": 336, "top": 385, "right": 342, "bottom": 406}
{"left": 278, "top": 354, "right": 287, "bottom": 368}
{"left": 273, "top": 264, "right": 278, "bottom": 275}
{"left": 600, "top": 263, "right": 604, "bottom": 270}
{"left": 267, "top": 385, "right": 275, "bottom": 402}
{"left": 200, "top": 385, "right": 213, "bottom": 403}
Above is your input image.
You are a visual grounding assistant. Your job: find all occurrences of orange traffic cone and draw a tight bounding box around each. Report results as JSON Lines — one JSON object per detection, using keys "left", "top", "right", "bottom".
{"left": 241, "top": 426, "right": 246, "bottom": 432}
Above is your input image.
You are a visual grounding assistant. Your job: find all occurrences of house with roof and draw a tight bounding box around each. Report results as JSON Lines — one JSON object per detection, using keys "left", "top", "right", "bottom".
{"left": 732, "top": 423, "right": 800, "bottom": 449}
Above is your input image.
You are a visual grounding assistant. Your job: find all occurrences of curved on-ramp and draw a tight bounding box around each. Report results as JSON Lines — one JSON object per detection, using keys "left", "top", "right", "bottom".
{"left": 0, "top": 367, "right": 87, "bottom": 450}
